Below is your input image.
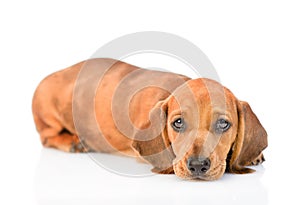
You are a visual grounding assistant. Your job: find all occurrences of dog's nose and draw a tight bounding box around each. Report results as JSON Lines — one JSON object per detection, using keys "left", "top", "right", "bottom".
{"left": 187, "top": 157, "right": 211, "bottom": 174}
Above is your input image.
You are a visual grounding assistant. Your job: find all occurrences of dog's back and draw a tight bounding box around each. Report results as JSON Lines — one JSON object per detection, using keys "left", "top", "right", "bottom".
{"left": 32, "top": 58, "right": 189, "bottom": 153}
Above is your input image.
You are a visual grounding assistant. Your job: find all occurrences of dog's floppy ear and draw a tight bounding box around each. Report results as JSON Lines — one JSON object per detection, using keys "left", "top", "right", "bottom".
{"left": 228, "top": 101, "right": 268, "bottom": 174}
{"left": 131, "top": 99, "right": 175, "bottom": 174}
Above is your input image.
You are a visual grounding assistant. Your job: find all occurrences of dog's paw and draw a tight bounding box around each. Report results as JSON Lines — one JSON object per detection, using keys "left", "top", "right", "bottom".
{"left": 70, "top": 140, "right": 93, "bottom": 153}
{"left": 250, "top": 153, "right": 265, "bottom": 166}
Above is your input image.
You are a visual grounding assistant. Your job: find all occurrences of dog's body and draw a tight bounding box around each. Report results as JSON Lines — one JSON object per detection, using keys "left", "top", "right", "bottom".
{"left": 32, "top": 58, "right": 267, "bottom": 180}
{"left": 32, "top": 59, "right": 189, "bottom": 155}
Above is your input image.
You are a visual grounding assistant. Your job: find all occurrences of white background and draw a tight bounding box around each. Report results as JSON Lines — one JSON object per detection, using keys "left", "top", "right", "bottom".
{"left": 1, "top": 0, "right": 300, "bottom": 204}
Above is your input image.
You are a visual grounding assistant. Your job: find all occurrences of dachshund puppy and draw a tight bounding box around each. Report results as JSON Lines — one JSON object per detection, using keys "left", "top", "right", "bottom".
{"left": 32, "top": 58, "right": 267, "bottom": 180}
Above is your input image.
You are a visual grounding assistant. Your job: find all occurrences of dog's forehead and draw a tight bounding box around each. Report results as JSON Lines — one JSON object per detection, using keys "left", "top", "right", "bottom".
{"left": 169, "top": 78, "right": 236, "bottom": 111}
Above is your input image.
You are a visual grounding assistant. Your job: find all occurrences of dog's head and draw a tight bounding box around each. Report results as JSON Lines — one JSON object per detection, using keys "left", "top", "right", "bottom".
{"left": 132, "top": 78, "right": 267, "bottom": 180}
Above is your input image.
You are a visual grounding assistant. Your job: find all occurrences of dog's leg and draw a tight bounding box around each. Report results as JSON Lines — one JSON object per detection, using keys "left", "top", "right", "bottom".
{"left": 249, "top": 153, "right": 265, "bottom": 166}
{"left": 43, "top": 132, "right": 87, "bottom": 153}
{"left": 33, "top": 114, "right": 86, "bottom": 153}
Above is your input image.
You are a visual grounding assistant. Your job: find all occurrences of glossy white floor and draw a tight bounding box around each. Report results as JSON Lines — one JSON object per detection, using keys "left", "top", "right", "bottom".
{"left": 33, "top": 145, "right": 294, "bottom": 205}
{"left": 35, "top": 149, "right": 268, "bottom": 205}
{"left": 2, "top": 1, "right": 300, "bottom": 204}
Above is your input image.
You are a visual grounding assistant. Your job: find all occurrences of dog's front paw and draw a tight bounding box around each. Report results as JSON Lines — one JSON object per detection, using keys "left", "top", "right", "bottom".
{"left": 70, "top": 140, "right": 93, "bottom": 153}
{"left": 250, "top": 153, "right": 265, "bottom": 166}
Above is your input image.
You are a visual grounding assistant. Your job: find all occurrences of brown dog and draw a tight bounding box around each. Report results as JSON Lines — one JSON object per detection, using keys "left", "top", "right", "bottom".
{"left": 32, "top": 58, "right": 267, "bottom": 180}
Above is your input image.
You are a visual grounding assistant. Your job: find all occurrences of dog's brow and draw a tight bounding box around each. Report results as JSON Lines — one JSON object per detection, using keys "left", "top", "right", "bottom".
{"left": 212, "top": 110, "right": 232, "bottom": 119}
{"left": 169, "top": 109, "right": 192, "bottom": 119}
{"left": 169, "top": 109, "right": 183, "bottom": 117}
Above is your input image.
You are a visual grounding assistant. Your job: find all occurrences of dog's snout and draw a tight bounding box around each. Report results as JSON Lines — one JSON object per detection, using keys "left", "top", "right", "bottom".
{"left": 187, "top": 157, "right": 211, "bottom": 174}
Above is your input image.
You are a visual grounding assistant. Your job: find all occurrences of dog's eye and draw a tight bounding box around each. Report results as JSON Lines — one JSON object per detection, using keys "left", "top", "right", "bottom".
{"left": 215, "top": 119, "right": 231, "bottom": 133}
{"left": 171, "top": 118, "right": 186, "bottom": 132}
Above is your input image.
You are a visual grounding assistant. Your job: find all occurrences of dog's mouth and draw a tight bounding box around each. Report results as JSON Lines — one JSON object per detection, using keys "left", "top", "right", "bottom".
{"left": 174, "top": 161, "right": 226, "bottom": 181}
{"left": 190, "top": 165, "right": 225, "bottom": 181}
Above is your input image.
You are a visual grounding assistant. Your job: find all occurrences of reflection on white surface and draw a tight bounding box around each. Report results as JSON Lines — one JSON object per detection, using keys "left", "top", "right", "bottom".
{"left": 87, "top": 152, "right": 154, "bottom": 177}
{"left": 35, "top": 148, "right": 267, "bottom": 205}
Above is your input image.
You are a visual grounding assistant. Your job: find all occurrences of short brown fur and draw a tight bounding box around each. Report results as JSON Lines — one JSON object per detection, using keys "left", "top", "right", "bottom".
{"left": 32, "top": 58, "right": 267, "bottom": 180}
